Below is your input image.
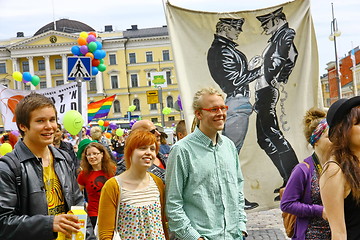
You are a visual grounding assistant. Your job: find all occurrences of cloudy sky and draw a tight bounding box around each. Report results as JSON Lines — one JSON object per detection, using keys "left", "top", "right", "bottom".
{"left": 0, "top": 0, "right": 359, "bottom": 75}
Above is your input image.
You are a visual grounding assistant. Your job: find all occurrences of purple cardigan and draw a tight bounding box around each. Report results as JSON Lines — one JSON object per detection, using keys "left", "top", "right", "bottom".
{"left": 280, "top": 156, "right": 324, "bottom": 240}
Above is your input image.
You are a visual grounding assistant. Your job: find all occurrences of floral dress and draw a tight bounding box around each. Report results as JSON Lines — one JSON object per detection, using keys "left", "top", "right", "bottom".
{"left": 116, "top": 176, "right": 166, "bottom": 239}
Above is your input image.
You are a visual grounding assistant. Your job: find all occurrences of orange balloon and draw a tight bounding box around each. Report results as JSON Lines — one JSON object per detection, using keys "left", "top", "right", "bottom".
{"left": 104, "top": 132, "right": 112, "bottom": 139}
{"left": 77, "top": 37, "right": 87, "bottom": 46}
{"left": 85, "top": 52, "right": 94, "bottom": 59}
{"left": 88, "top": 32, "right": 97, "bottom": 38}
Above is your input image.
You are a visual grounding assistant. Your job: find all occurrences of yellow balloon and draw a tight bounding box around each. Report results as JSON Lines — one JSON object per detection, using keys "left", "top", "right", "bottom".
{"left": 12, "top": 71, "right": 23, "bottom": 82}
{"left": 0, "top": 143, "right": 13, "bottom": 156}
{"left": 79, "top": 31, "right": 88, "bottom": 39}
{"left": 98, "top": 120, "right": 104, "bottom": 126}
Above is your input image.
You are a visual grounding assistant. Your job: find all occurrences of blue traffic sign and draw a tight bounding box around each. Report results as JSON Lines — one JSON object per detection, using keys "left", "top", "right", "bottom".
{"left": 67, "top": 57, "right": 92, "bottom": 81}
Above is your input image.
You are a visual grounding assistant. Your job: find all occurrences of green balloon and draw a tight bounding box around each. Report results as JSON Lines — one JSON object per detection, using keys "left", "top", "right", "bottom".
{"left": 31, "top": 75, "right": 40, "bottom": 87}
{"left": 116, "top": 128, "right": 124, "bottom": 136}
{"left": 63, "top": 110, "right": 84, "bottom": 135}
{"left": 88, "top": 42, "right": 97, "bottom": 52}
{"left": 100, "top": 59, "right": 105, "bottom": 64}
{"left": 97, "top": 64, "right": 106, "bottom": 72}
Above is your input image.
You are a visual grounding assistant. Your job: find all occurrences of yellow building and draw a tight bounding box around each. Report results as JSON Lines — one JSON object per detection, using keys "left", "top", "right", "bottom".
{"left": 0, "top": 19, "right": 181, "bottom": 129}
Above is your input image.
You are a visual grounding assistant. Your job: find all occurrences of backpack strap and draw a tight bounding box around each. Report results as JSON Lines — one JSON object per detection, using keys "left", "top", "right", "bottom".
{"left": 0, "top": 153, "right": 22, "bottom": 212}
{"left": 1, "top": 154, "right": 21, "bottom": 187}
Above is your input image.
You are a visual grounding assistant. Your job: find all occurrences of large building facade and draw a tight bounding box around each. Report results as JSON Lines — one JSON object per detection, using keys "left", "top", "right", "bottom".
{"left": 323, "top": 46, "right": 360, "bottom": 105}
{"left": 0, "top": 19, "right": 181, "bottom": 128}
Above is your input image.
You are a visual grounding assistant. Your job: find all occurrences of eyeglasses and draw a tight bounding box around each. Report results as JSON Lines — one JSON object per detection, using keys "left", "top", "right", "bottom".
{"left": 149, "top": 128, "right": 158, "bottom": 134}
{"left": 200, "top": 105, "right": 229, "bottom": 113}
{"left": 86, "top": 152, "right": 102, "bottom": 158}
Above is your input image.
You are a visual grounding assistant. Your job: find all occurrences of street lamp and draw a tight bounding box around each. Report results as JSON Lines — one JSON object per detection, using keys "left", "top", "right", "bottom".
{"left": 329, "top": 3, "right": 342, "bottom": 99}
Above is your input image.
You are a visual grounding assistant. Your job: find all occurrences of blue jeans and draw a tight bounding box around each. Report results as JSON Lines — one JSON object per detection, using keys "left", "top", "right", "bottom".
{"left": 223, "top": 95, "right": 253, "bottom": 153}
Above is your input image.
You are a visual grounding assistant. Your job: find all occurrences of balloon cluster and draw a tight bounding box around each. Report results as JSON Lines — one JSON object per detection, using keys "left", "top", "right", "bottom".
{"left": 12, "top": 71, "right": 40, "bottom": 87}
{"left": 71, "top": 32, "right": 106, "bottom": 75}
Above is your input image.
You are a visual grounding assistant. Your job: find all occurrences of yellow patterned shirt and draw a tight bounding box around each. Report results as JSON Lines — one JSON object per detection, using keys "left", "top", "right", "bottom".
{"left": 43, "top": 154, "right": 66, "bottom": 216}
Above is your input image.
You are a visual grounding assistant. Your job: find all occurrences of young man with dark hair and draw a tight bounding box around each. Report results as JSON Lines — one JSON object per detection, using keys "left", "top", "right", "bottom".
{"left": 0, "top": 92, "right": 95, "bottom": 240}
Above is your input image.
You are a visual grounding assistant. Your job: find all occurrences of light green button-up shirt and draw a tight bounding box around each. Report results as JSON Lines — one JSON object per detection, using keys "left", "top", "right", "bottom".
{"left": 165, "top": 127, "right": 247, "bottom": 240}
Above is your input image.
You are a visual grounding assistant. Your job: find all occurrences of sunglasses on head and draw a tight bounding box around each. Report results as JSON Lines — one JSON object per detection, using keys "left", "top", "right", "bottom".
{"left": 149, "top": 128, "right": 157, "bottom": 134}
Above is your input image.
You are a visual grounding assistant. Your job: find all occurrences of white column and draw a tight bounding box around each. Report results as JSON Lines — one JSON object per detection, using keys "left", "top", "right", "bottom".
{"left": 44, "top": 55, "right": 52, "bottom": 88}
{"left": 61, "top": 54, "right": 68, "bottom": 84}
{"left": 11, "top": 58, "right": 21, "bottom": 90}
{"left": 27, "top": 56, "right": 36, "bottom": 90}
{"left": 96, "top": 73, "right": 104, "bottom": 94}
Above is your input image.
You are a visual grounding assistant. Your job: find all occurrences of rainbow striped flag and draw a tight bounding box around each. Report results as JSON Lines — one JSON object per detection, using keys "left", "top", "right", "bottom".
{"left": 88, "top": 95, "right": 116, "bottom": 123}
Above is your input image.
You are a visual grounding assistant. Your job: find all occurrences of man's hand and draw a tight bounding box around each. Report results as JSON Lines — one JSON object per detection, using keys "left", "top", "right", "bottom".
{"left": 53, "top": 214, "right": 81, "bottom": 237}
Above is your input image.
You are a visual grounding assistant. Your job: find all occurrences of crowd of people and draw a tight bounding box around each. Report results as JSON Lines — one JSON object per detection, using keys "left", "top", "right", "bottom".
{"left": 1, "top": 87, "right": 360, "bottom": 240}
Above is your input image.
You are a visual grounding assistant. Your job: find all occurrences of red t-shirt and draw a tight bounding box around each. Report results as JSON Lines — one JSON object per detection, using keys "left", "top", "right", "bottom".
{"left": 77, "top": 170, "right": 112, "bottom": 216}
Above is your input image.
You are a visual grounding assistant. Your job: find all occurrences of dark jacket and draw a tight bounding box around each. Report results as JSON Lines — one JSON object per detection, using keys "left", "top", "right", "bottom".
{"left": 59, "top": 140, "right": 79, "bottom": 172}
{"left": 207, "top": 34, "right": 261, "bottom": 97}
{"left": 263, "top": 23, "right": 298, "bottom": 86}
{"left": 0, "top": 139, "right": 95, "bottom": 240}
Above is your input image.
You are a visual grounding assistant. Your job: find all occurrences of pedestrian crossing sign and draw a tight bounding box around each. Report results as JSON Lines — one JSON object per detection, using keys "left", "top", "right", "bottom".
{"left": 67, "top": 56, "right": 92, "bottom": 81}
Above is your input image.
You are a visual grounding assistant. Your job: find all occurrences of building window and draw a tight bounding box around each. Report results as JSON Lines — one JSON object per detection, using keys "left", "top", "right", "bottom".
{"left": 111, "top": 75, "right": 119, "bottom": 88}
{"left": 22, "top": 61, "right": 29, "bottom": 72}
{"left": 167, "top": 96, "right": 174, "bottom": 108}
{"left": 89, "top": 78, "right": 97, "bottom": 91}
{"left": 325, "top": 83, "right": 329, "bottom": 92}
{"left": 0, "top": 63, "right": 6, "bottom": 74}
{"left": 151, "top": 118, "right": 158, "bottom": 123}
{"left": 40, "top": 81, "right": 47, "bottom": 89}
{"left": 146, "top": 51, "right": 153, "bottom": 62}
{"left": 114, "top": 100, "right": 121, "bottom": 113}
{"left": 38, "top": 60, "right": 45, "bottom": 71}
{"left": 150, "top": 103, "right": 157, "bottom": 110}
{"left": 109, "top": 54, "right": 117, "bottom": 65}
{"left": 56, "top": 79, "right": 64, "bottom": 86}
{"left": 131, "top": 74, "right": 138, "bottom": 87}
{"left": 24, "top": 83, "right": 30, "bottom": 90}
{"left": 166, "top": 71, "right": 172, "bottom": 85}
{"left": 147, "top": 72, "right": 152, "bottom": 86}
{"left": 129, "top": 53, "right": 136, "bottom": 64}
{"left": 133, "top": 98, "right": 140, "bottom": 111}
{"left": 55, "top": 59, "right": 62, "bottom": 69}
{"left": 168, "top": 116, "right": 175, "bottom": 121}
{"left": 163, "top": 50, "right": 170, "bottom": 61}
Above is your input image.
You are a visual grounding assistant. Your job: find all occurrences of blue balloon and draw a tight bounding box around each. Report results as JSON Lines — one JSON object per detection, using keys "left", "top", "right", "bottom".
{"left": 23, "top": 72, "right": 32, "bottom": 82}
{"left": 71, "top": 46, "right": 81, "bottom": 56}
{"left": 95, "top": 41, "right": 102, "bottom": 50}
{"left": 92, "top": 66, "right": 99, "bottom": 75}
{"left": 100, "top": 50, "right": 106, "bottom": 59}
{"left": 93, "top": 50, "right": 102, "bottom": 60}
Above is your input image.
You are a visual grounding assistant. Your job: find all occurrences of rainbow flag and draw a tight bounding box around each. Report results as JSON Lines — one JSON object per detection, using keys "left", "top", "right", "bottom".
{"left": 88, "top": 95, "right": 116, "bottom": 123}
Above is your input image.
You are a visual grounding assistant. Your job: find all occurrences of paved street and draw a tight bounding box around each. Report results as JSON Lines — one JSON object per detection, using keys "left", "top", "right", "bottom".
{"left": 246, "top": 208, "right": 290, "bottom": 240}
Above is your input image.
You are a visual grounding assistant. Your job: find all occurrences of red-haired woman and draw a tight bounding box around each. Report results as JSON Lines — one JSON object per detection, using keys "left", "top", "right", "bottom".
{"left": 77, "top": 142, "right": 116, "bottom": 228}
{"left": 97, "top": 130, "right": 168, "bottom": 240}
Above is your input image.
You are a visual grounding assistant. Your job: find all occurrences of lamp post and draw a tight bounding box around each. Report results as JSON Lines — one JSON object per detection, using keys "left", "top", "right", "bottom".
{"left": 329, "top": 3, "right": 342, "bottom": 99}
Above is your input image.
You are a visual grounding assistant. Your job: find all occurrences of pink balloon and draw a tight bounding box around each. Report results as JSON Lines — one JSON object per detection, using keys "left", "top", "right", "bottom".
{"left": 87, "top": 35, "right": 96, "bottom": 43}
{"left": 80, "top": 45, "right": 88, "bottom": 55}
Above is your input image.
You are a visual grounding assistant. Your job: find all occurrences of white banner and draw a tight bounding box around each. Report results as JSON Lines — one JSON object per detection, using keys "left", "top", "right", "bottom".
{"left": 165, "top": 0, "right": 319, "bottom": 209}
{"left": 0, "top": 82, "right": 87, "bottom": 131}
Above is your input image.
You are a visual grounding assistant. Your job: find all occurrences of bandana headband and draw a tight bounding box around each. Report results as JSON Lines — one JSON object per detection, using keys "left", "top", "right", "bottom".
{"left": 309, "top": 119, "right": 328, "bottom": 146}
